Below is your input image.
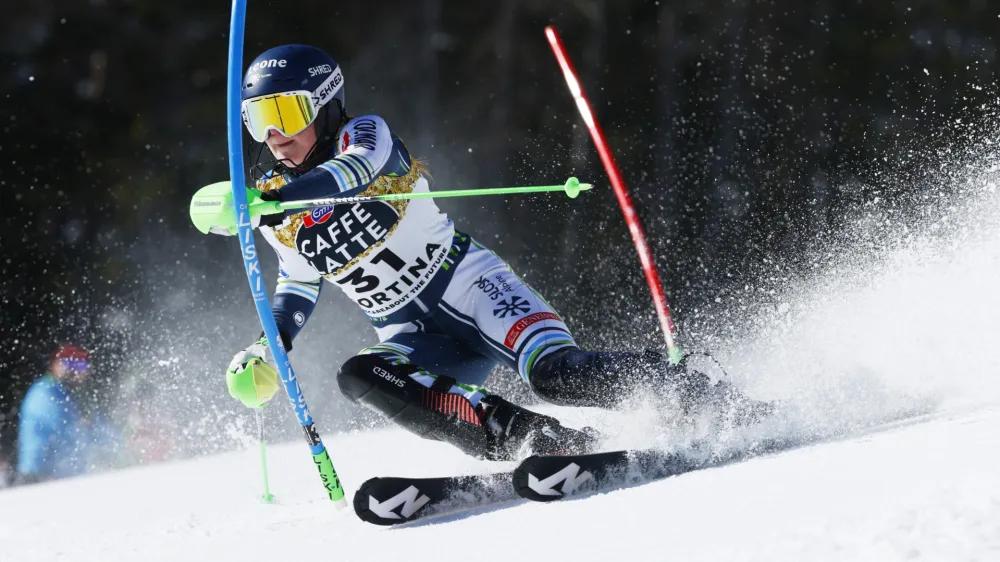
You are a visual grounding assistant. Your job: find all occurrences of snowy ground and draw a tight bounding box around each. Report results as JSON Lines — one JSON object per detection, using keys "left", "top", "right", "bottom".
{"left": 5, "top": 115, "right": 1000, "bottom": 562}
{"left": 1, "top": 402, "right": 998, "bottom": 562}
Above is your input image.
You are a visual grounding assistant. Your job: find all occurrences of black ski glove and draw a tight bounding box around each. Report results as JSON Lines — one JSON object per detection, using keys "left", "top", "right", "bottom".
{"left": 258, "top": 189, "right": 286, "bottom": 227}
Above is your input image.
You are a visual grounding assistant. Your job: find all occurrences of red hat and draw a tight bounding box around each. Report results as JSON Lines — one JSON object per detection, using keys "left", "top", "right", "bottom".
{"left": 52, "top": 343, "right": 90, "bottom": 363}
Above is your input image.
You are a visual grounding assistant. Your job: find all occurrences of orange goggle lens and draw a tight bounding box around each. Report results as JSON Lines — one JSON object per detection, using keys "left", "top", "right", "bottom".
{"left": 241, "top": 91, "right": 317, "bottom": 142}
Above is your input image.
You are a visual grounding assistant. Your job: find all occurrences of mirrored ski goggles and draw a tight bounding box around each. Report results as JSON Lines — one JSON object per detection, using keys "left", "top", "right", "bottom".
{"left": 241, "top": 91, "right": 318, "bottom": 142}
{"left": 60, "top": 358, "right": 90, "bottom": 373}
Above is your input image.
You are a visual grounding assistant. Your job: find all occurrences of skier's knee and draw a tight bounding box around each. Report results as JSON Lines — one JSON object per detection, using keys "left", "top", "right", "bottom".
{"left": 337, "top": 354, "right": 418, "bottom": 414}
{"left": 527, "top": 347, "right": 587, "bottom": 406}
{"left": 337, "top": 354, "right": 375, "bottom": 402}
{"left": 529, "top": 347, "right": 643, "bottom": 408}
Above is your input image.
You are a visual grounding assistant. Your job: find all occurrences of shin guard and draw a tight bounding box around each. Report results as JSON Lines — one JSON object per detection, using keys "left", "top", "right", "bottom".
{"left": 337, "top": 354, "right": 494, "bottom": 458}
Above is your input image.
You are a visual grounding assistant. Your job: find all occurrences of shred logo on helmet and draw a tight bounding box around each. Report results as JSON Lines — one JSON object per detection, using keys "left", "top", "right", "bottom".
{"left": 311, "top": 67, "right": 344, "bottom": 108}
{"left": 308, "top": 64, "right": 333, "bottom": 77}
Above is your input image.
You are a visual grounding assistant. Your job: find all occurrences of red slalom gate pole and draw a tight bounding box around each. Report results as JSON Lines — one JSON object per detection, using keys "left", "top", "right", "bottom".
{"left": 544, "top": 25, "right": 682, "bottom": 362}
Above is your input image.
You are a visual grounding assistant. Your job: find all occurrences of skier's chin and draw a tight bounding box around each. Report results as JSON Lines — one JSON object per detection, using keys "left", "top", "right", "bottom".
{"left": 272, "top": 147, "right": 306, "bottom": 168}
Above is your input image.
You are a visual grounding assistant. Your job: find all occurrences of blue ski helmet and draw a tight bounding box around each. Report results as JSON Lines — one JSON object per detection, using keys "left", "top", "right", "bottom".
{"left": 241, "top": 44, "right": 346, "bottom": 141}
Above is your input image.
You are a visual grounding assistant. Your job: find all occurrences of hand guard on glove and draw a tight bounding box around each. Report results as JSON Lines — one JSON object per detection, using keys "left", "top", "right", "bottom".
{"left": 189, "top": 181, "right": 285, "bottom": 236}
{"left": 226, "top": 337, "right": 281, "bottom": 408}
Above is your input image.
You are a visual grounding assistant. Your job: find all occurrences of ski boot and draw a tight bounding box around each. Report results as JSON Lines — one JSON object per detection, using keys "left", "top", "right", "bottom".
{"left": 478, "top": 395, "right": 598, "bottom": 460}
{"left": 528, "top": 346, "right": 773, "bottom": 426}
{"left": 662, "top": 358, "right": 775, "bottom": 427}
{"left": 338, "top": 353, "right": 597, "bottom": 461}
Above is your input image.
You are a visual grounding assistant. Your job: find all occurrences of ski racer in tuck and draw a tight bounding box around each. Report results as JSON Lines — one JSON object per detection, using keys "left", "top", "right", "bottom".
{"left": 205, "top": 44, "right": 768, "bottom": 460}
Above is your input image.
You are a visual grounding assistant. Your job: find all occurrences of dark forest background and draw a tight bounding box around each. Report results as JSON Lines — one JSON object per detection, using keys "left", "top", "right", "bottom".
{"left": 1, "top": 0, "right": 997, "bottom": 467}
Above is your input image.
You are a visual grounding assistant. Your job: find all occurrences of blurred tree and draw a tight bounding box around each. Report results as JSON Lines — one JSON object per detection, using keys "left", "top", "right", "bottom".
{"left": 0, "top": 0, "right": 997, "bottom": 460}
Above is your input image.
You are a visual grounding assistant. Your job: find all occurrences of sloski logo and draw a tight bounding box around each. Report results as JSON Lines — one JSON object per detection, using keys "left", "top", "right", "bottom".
{"left": 526, "top": 463, "right": 593, "bottom": 497}
{"left": 368, "top": 485, "right": 431, "bottom": 520}
{"left": 493, "top": 295, "right": 531, "bottom": 318}
{"left": 303, "top": 206, "right": 335, "bottom": 228}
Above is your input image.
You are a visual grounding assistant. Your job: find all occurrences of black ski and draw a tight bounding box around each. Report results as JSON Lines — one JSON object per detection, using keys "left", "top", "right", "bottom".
{"left": 356, "top": 406, "right": 936, "bottom": 520}
{"left": 512, "top": 448, "right": 699, "bottom": 502}
{"left": 353, "top": 471, "right": 515, "bottom": 526}
{"left": 511, "top": 412, "right": 935, "bottom": 503}
{"left": 354, "top": 445, "right": 784, "bottom": 524}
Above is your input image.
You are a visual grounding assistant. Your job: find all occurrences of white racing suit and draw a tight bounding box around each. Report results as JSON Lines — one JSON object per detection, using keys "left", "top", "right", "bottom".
{"left": 258, "top": 114, "right": 583, "bottom": 399}
{"left": 254, "top": 114, "right": 700, "bottom": 458}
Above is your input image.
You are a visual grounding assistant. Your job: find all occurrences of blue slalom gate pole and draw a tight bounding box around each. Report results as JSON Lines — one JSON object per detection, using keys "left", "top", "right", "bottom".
{"left": 226, "top": 0, "right": 346, "bottom": 507}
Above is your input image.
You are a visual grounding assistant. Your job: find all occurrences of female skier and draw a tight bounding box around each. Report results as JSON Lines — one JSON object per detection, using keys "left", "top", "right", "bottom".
{"left": 205, "top": 44, "right": 766, "bottom": 461}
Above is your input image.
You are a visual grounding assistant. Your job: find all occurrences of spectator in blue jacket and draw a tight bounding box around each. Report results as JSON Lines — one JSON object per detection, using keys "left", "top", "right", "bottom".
{"left": 15, "top": 344, "right": 100, "bottom": 484}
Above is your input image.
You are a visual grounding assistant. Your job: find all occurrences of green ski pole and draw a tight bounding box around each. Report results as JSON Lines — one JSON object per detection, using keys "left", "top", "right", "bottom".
{"left": 275, "top": 176, "right": 592, "bottom": 212}
{"left": 256, "top": 409, "right": 275, "bottom": 503}
{"left": 189, "top": 177, "right": 592, "bottom": 234}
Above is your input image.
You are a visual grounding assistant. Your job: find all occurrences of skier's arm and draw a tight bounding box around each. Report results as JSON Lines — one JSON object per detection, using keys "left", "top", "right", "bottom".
{"left": 228, "top": 249, "right": 320, "bottom": 408}
{"left": 267, "top": 115, "right": 397, "bottom": 203}
{"left": 268, "top": 249, "right": 323, "bottom": 351}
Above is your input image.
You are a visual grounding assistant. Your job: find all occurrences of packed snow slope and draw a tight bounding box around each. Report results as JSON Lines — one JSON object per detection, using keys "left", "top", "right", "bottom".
{"left": 5, "top": 119, "right": 1000, "bottom": 562}
{"left": 0, "top": 406, "right": 998, "bottom": 562}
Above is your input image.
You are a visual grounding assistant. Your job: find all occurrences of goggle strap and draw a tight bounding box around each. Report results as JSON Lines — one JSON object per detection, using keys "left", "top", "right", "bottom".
{"left": 310, "top": 65, "right": 343, "bottom": 109}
